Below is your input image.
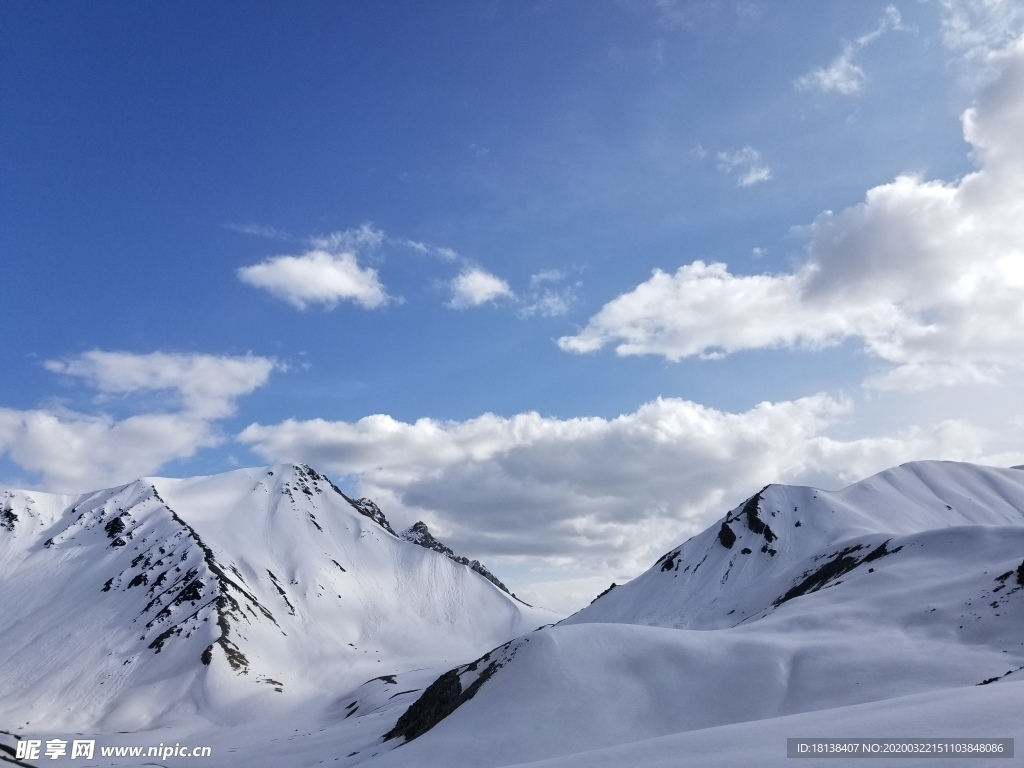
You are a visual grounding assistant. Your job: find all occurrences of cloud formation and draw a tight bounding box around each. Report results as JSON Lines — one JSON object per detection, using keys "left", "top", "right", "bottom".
{"left": 561, "top": 31, "right": 1024, "bottom": 391}
{"left": 941, "top": 0, "right": 1024, "bottom": 62}
{"left": 795, "top": 5, "right": 904, "bottom": 95}
{"left": 238, "top": 395, "right": 996, "bottom": 610}
{"left": 238, "top": 248, "right": 389, "bottom": 310}
{"left": 795, "top": 44, "right": 866, "bottom": 95}
{"left": 519, "top": 270, "right": 578, "bottom": 318}
{"left": 716, "top": 146, "right": 772, "bottom": 187}
{"left": 0, "top": 351, "right": 277, "bottom": 491}
{"left": 44, "top": 351, "right": 278, "bottom": 418}
{"left": 447, "top": 267, "right": 514, "bottom": 309}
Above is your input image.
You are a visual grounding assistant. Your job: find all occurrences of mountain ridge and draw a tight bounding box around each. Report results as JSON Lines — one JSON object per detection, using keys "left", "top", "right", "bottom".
{"left": 4, "top": 459, "right": 1024, "bottom": 767}
{"left": 399, "top": 521, "right": 512, "bottom": 596}
{"left": 0, "top": 463, "right": 555, "bottom": 735}
{"left": 368, "top": 460, "right": 1024, "bottom": 768}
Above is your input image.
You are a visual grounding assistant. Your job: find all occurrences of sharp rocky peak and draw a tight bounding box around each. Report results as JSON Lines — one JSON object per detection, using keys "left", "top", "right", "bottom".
{"left": 400, "top": 520, "right": 511, "bottom": 596}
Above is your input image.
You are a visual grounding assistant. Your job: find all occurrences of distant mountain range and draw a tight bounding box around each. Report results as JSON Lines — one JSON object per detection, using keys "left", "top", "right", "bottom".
{"left": 3, "top": 460, "right": 1024, "bottom": 767}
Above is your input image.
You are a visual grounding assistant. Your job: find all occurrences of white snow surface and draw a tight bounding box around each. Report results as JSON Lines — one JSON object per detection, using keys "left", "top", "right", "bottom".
{"left": 3, "top": 460, "right": 1024, "bottom": 767}
{"left": 0, "top": 464, "right": 553, "bottom": 761}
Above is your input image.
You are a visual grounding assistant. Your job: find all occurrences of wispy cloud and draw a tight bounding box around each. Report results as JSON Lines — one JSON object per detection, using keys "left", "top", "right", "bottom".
{"left": 795, "top": 5, "right": 905, "bottom": 95}
{"left": 310, "top": 223, "right": 385, "bottom": 252}
{"left": 716, "top": 146, "right": 772, "bottom": 186}
{"left": 225, "top": 223, "right": 297, "bottom": 242}
{"left": 519, "top": 270, "right": 579, "bottom": 318}
{"left": 795, "top": 44, "right": 867, "bottom": 95}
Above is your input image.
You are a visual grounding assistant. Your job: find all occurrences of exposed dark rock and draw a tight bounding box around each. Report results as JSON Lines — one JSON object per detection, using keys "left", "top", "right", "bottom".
{"left": 176, "top": 577, "right": 203, "bottom": 604}
{"left": 0, "top": 508, "right": 17, "bottom": 532}
{"left": 104, "top": 516, "right": 126, "bottom": 540}
{"left": 152, "top": 502, "right": 277, "bottom": 671}
{"left": 1016, "top": 560, "right": 1024, "bottom": 587}
{"left": 774, "top": 540, "right": 901, "bottom": 607}
{"left": 592, "top": 583, "right": 617, "bottom": 603}
{"left": 862, "top": 540, "right": 901, "bottom": 563}
{"left": 400, "top": 521, "right": 511, "bottom": 595}
{"left": 384, "top": 669, "right": 463, "bottom": 742}
{"left": 148, "top": 624, "right": 181, "bottom": 653}
{"left": 0, "top": 738, "right": 39, "bottom": 768}
{"left": 312, "top": 470, "right": 399, "bottom": 537}
{"left": 740, "top": 547, "right": 752, "bottom": 555}
{"left": 385, "top": 641, "right": 516, "bottom": 743}
{"left": 718, "top": 522, "right": 736, "bottom": 549}
{"left": 735, "top": 488, "right": 777, "bottom": 543}
{"left": 127, "top": 572, "right": 148, "bottom": 589}
{"left": 266, "top": 570, "right": 297, "bottom": 615}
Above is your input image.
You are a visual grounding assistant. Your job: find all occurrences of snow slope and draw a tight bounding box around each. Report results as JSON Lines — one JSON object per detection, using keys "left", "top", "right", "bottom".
{"left": 4, "top": 460, "right": 1024, "bottom": 768}
{"left": 365, "top": 462, "right": 1024, "bottom": 768}
{"left": 0, "top": 464, "right": 554, "bottom": 739}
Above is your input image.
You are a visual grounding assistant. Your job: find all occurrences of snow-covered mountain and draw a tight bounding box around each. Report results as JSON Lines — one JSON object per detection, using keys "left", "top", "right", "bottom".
{"left": 4, "top": 460, "right": 1024, "bottom": 767}
{"left": 366, "top": 461, "right": 1024, "bottom": 768}
{"left": 0, "top": 464, "right": 553, "bottom": 744}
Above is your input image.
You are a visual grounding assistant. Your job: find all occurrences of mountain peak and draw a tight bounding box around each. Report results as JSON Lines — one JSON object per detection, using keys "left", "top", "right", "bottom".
{"left": 568, "top": 460, "right": 1024, "bottom": 630}
{"left": 0, "top": 464, "right": 555, "bottom": 732}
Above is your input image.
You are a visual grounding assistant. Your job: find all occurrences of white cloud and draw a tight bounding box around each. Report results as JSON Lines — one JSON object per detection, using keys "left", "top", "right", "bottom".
{"left": 0, "top": 351, "right": 277, "bottom": 491}
{"left": 795, "top": 5, "right": 905, "bottom": 95}
{"left": 0, "top": 409, "right": 217, "bottom": 493}
{"left": 238, "top": 395, "right": 993, "bottom": 610}
{"left": 561, "top": 32, "right": 1024, "bottom": 391}
{"left": 447, "top": 267, "right": 514, "bottom": 309}
{"left": 716, "top": 146, "right": 773, "bottom": 187}
{"left": 238, "top": 249, "right": 389, "bottom": 310}
{"left": 235, "top": 223, "right": 519, "bottom": 314}
{"left": 795, "top": 45, "right": 867, "bottom": 95}
{"left": 44, "top": 350, "right": 278, "bottom": 418}
{"left": 557, "top": 260, "right": 842, "bottom": 359}
{"left": 940, "top": 0, "right": 1024, "bottom": 62}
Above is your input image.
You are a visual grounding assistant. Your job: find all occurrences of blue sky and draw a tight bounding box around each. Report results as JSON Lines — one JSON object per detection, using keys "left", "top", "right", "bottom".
{"left": 3, "top": 0, "right": 1024, "bottom": 611}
